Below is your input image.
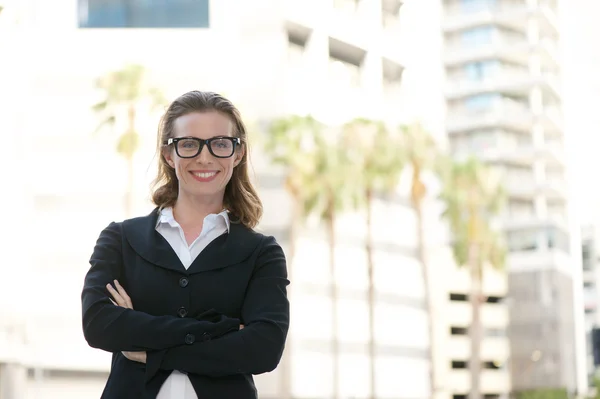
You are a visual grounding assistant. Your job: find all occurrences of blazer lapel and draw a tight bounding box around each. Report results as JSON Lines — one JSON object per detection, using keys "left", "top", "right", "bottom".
{"left": 186, "top": 221, "right": 263, "bottom": 274}
{"left": 122, "top": 208, "right": 187, "bottom": 273}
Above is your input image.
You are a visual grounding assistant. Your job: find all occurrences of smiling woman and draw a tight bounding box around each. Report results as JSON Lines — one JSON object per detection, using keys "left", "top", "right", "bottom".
{"left": 81, "top": 91, "right": 290, "bottom": 399}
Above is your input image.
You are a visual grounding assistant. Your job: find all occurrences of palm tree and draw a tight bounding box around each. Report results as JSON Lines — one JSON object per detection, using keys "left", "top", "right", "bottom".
{"left": 92, "top": 64, "right": 166, "bottom": 217}
{"left": 400, "top": 122, "right": 441, "bottom": 399}
{"left": 264, "top": 114, "right": 324, "bottom": 399}
{"left": 439, "top": 156, "right": 506, "bottom": 399}
{"left": 304, "top": 129, "right": 359, "bottom": 399}
{"left": 265, "top": 115, "right": 324, "bottom": 263}
{"left": 342, "top": 118, "right": 404, "bottom": 399}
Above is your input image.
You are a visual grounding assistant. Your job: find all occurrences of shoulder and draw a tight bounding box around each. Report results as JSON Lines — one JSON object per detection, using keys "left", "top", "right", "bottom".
{"left": 232, "top": 222, "right": 281, "bottom": 250}
{"left": 95, "top": 209, "right": 159, "bottom": 244}
{"left": 248, "top": 228, "right": 286, "bottom": 266}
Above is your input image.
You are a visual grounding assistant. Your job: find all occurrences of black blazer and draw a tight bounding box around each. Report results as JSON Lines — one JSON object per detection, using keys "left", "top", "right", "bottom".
{"left": 81, "top": 208, "right": 290, "bottom": 399}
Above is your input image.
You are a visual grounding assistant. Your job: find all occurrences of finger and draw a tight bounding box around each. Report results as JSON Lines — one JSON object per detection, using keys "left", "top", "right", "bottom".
{"left": 106, "top": 283, "right": 126, "bottom": 307}
{"left": 239, "top": 324, "right": 244, "bottom": 330}
{"left": 114, "top": 280, "right": 134, "bottom": 309}
{"left": 110, "top": 298, "right": 117, "bottom": 306}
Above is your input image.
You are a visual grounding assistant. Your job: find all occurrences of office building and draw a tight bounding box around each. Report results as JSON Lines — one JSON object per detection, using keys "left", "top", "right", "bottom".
{"left": 440, "top": 0, "right": 586, "bottom": 396}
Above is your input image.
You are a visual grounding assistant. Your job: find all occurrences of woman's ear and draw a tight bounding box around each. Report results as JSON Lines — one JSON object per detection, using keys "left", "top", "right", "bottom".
{"left": 233, "top": 146, "right": 245, "bottom": 167}
{"left": 163, "top": 148, "right": 175, "bottom": 168}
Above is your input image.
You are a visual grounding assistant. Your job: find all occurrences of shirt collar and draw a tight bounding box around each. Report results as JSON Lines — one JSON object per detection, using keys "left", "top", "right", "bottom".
{"left": 157, "top": 207, "right": 230, "bottom": 233}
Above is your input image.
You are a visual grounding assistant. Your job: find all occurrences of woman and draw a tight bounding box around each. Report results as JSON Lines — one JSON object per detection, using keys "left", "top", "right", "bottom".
{"left": 81, "top": 90, "right": 290, "bottom": 399}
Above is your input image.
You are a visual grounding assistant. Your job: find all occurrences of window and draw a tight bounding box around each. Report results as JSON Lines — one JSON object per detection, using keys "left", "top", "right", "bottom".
{"left": 461, "top": 26, "right": 494, "bottom": 47}
{"left": 460, "top": 0, "right": 497, "bottom": 13}
{"left": 78, "top": 0, "right": 210, "bottom": 28}
{"left": 583, "top": 242, "right": 593, "bottom": 270}
{"left": 483, "top": 361, "right": 501, "bottom": 370}
{"left": 451, "top": 360, "right": 468, "bottom": 369}
{"left": 451, "top": 326, "right": 468, "bottom": 335}
{"left": 484, "top": 328, "right": 506, "bottom": 337}
{"left": 507, "top": 229, "right": 538, "bottom": 252}
{"left": 449, "top": 293, "right": 468, "bottom": 302}
{"left": 464, "top": 60, "right": 499, "bottom": 81}
{"left": 486, "top": 296, "right": 503, "bottom": 304}
{"left": 464, "top": 93, "right": 499, "bottom": 111}
{"left": 546, "top": 227, "right": 570, "bottom": 253}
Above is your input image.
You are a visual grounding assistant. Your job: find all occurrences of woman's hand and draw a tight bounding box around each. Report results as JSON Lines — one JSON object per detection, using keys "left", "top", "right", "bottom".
{"left": 107, "top": 280, "right": 147, "bottom": 364}
{"left": 122, "top": 350, "right": 147, "bottom": 363}
{"left": 107, "top": 280, "right": 133, "bottom": 310}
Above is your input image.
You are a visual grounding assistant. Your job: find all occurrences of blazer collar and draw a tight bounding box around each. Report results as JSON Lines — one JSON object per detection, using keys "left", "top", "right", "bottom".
{"left": 122, "top": 208, "right": 262, "bottom": 275}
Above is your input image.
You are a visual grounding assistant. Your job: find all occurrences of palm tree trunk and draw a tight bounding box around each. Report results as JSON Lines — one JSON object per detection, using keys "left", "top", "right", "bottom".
{"left": 415, "top": 199, "right": 436, "bottom": 399}
{"left": 279, "top": 196, "right": 300, "bottom": 399}
{"left": 124, "top": 155, "right": 134, "bottom": 218}
{"left": 468, "top": 243, "right": 482, "bottom": 399}
{"left": 365, "top": 188, "right": 377, "bottom": 399}
{"left": 124, "top": 105, "right": 136, "bottom": 218}
{"left": 326, "top": 199, "right": 340, "bottom": 399}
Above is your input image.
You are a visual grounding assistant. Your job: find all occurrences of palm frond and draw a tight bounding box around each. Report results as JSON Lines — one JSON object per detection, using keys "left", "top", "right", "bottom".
{"left": 91, "top": 64, "right": 165, "bottom": 160}
{"left": 92, "top": 115, "right": 116, "bottom": 136}
{"left": 439, "top": 156, "right": 506, "bottom": 269}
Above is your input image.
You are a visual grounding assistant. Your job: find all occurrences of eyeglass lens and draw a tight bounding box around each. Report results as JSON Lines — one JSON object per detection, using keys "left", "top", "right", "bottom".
{"left": 177, "top": 138, "right": 234, "bottom": 158}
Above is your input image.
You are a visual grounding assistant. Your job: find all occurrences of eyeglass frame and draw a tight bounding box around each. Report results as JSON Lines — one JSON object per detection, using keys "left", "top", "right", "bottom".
{"left": 164, "top": 136, "right": 241, "bottom": 159}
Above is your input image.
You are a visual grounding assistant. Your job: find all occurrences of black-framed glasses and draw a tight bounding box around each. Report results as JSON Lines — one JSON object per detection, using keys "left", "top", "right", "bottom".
{"left": 165, "top": 137, "right": 241, "bottom": 159}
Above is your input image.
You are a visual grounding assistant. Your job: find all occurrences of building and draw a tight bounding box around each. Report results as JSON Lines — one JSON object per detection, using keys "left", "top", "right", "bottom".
{"left": 440, "top": 0, "right": 586, "bottom": 396}
{"left": 0, "top": 1, "right": 438, "bottom": 398}
{"left": 581, "top": 225, "right": 600, "bottom": 386}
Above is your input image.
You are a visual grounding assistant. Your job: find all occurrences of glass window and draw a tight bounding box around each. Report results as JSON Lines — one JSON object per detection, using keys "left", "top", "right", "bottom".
{"left": 546, "top": 227, "right": 570, "bottom": 253}
{"left": 507, "top": 229, "right": 538, "bottom": 252}
{"left": 460, "top": 0, "right": 498, "bottom": 13}
{"left": 464, "top": 93, "right": 499, "bottom": 111}
{"left": 78, "top": 0, "right": 210, "bottom": 28}
{"left": 461, "top": 26, "right": 494, "bottom": 46}
{"left": 464, "top": 61, "right": 499, "bottom": 81}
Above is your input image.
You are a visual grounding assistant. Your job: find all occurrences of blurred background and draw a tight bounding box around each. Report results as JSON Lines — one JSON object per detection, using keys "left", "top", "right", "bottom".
{"left": 1, "top": 0, "right": 600, "bottom": 398}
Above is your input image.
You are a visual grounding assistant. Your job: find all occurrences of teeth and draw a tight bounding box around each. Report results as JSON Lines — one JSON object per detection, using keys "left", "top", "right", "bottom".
{"left": 193, "top": 172, "right": 216, "bottom": 178}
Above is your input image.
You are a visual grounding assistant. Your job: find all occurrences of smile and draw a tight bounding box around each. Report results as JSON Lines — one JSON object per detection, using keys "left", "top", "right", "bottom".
{"left": 190, "top": 171, "right": 219, "bottom": 182}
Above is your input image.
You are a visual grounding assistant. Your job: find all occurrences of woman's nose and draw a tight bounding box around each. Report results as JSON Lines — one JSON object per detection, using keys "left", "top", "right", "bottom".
{"left": 196, "top": 144, "right": 213, "bottom": 163}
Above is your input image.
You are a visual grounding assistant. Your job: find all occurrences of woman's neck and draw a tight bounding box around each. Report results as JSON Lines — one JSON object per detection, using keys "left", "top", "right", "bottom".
{"left": 172, "top": 193, "right": 224, "bottom": 228}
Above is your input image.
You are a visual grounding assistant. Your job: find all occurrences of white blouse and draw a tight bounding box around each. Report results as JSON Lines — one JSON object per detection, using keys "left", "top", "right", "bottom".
{"left": 154, "top": 207, "right": 230, "bottom": 399}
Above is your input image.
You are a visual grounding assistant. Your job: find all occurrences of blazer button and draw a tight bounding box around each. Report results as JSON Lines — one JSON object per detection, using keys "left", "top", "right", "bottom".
{"left": 201, "top": 332, "right": 211, "bottom": 342}
{"left": 185, "top": 333, "right": 195, "bottom": 345}
{"left": 179, "top": 277, "right": 189, "bottom": 288}
{"left": 177, "top": 307, "right": 188, "bottom": 318}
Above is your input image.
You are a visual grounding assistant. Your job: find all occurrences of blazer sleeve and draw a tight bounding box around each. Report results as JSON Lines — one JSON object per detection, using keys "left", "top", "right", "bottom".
{"left": 81, "top": 222, "right": 241, "bottom": 353}
{"left": 145, "top": 235, "right": 290, "bottom": 379}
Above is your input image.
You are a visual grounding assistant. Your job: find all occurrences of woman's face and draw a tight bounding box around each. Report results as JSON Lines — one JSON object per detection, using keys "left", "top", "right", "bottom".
{"left": 163, "top": 111, "right": 244, "bottom": 203}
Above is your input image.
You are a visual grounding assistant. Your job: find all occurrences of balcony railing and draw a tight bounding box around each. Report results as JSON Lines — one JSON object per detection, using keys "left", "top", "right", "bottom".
{"left": 443, "top": 2, "right": 528, "bottom": 32}
{"left": 447, "top": 369, "right": 510, "bottom": 392}
{"left": 445, "top": 35, "right": 525, "bottom": 65}
{"left": 447, "top": 335, "right": 510, "bottom": 360}
{"left": 443, "top": 1, "right": 558, "bottom": 35}
{"left": 446, "top": 69, "right": 534, "bottom": 99}
{"left": 447, "top": 302, "right": 509, "bottom": 328}
{"left": 447, "top": 99, "right": 532, "bottom": 133}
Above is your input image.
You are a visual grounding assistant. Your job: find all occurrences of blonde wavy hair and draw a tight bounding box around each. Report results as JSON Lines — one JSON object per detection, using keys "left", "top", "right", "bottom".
{"left": 151, "top": 90, "right": 263, "bottom": 229}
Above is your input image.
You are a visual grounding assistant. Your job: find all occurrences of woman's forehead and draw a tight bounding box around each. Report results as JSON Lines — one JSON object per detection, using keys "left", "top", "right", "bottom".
{"left": 174, "top": 111, "right": 233, "bottom": 138}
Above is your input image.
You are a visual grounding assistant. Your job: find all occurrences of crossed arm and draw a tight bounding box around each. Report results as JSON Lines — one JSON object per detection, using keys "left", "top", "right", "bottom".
{"left": 81, "top": 222, "right": 290, "bottom": 378}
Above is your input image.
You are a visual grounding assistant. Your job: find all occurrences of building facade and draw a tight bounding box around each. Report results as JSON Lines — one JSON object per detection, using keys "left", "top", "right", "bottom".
{"left": 581, "top": 225, "right": 600, "bottom": 388}
{"left": 440, "top": 0, "right": 586, "bottom": 396}
{"left": 0, "top": 1, "right": 436, "bottom": 398}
